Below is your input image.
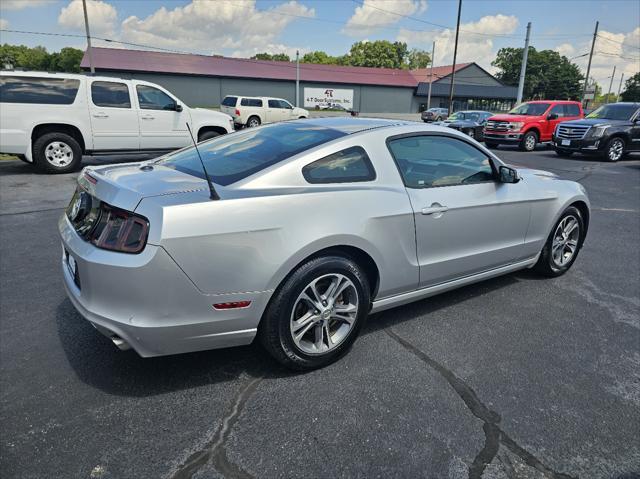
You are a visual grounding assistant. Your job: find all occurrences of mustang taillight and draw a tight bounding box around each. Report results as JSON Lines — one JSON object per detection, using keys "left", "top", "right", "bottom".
{"left": 88, "top": 204, "right": 149, "bottom": 254}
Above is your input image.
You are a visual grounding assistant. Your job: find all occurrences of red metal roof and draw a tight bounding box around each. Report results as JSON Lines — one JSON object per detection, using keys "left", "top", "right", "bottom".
{"left": 81, "top": 47, "right": 470, "bottom": 88}
{"left": 409, "top": 63, "right": 472, "bottom": 83}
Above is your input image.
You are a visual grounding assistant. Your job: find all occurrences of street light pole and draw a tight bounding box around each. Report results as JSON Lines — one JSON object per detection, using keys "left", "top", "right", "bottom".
{"left": 581, "top": 21, "right": 599, "bottom": 106}
{"left": 82, "top": 0, "right": 94, "bottom": 74}
{"left": 295, "top": 50, "right": 300, "bottom": 107}
{"left": 516, "top": 22, "right": 531, "bottom": 104}
{"left": 427, "top": 41, "right": 435, "bottom": 110}
{"left": 447, "top": 0, "right": 462, "bottom": 116}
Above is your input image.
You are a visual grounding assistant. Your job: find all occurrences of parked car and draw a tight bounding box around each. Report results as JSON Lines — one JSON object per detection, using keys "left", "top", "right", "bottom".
{"left": 483, "top": 100, "right": 583, "bottom": 151}
{"left": 434, "top": 110, "right": 493, "bottom": 140}
{"left": 0, "top": 71, "right": 234, "bottom": 174}
{"left": 552, "top": 102, "right": 640, "bottom": 161}
{"left": 220, "top": 95, "right": 308, "bottom": 128}
{"left": 59, "top": 117, "right": 590, "bottom": 370}
{"left": 421, "top": 107, "right": 448, "bottom": 122}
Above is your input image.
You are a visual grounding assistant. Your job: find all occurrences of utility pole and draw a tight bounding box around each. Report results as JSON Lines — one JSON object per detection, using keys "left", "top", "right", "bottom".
{"left": 616, "top": 73, "right": 625, "bottom": 102}
{"left": 295, "top": 50, "right": 300, "bottom": 107}
{"left": 82, "top": 0, "right": 94, "bottom": 74}
{"left": 516, "top": 22, "right": 531, "bottom": 104}
{"left": 606, "top": 65, "right": 616, "bottom": 103}
{"left": 427, "top": 41, "right": 435, "bottom": 110}
{"left": 447, "top": 0, "right": 462, "bottom": 116}
{"left": 581, "top": 20, "right": 598, "bottom": 106}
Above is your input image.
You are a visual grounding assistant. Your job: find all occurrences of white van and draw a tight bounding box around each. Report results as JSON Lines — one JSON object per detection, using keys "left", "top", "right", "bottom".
{"left": 220, "top": 96, "right": 308, "bottom": 128}
{"left": 0, "top": 71, "right": 234, "bottom": 173}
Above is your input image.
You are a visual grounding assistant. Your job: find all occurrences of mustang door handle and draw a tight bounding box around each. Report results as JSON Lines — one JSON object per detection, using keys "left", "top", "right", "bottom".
{"left": 421, "top": 204, "right": 449, "bottom": 215}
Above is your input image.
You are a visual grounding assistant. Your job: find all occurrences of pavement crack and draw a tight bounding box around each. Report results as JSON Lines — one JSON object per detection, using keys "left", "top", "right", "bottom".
{"left": 385, "top": 328, "right": 577, "bottom": 479}
{"left": 170, "top": 375, "right": 263, "bottom": 479}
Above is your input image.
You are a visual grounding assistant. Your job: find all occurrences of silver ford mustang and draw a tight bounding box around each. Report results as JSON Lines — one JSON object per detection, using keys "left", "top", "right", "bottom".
{"left": 59, "top": 118, "right": 590, "bottom": 370}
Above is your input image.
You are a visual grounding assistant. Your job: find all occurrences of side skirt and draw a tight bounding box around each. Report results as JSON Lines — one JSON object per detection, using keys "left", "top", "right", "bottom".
{"left": 370, "top": 256, "right": 539, "bottom": 314}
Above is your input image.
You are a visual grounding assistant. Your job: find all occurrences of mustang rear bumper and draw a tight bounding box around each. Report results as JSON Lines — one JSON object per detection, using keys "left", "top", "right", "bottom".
{"left": 59, "top": 215, "right": 271, "bottom": 357}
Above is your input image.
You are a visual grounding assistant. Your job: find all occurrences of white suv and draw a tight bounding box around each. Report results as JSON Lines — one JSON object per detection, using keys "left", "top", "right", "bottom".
{"left": 220, "top": 96, "right": 308, "bottom": 128}
{"left": 0, "top": 71, "right": 234, "bottom": 173}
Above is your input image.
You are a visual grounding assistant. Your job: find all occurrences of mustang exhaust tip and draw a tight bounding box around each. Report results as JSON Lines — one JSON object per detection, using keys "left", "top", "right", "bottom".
{"left": 110, "top": 335, "right": 131, "bottom": 351}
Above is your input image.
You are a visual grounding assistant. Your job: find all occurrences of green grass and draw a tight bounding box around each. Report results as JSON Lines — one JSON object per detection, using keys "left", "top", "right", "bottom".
{"left": 0, "top": 154, "right": 19, "bottom": 161}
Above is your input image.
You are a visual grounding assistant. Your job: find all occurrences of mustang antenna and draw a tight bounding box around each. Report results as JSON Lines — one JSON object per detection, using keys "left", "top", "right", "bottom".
{"left": 185, "top": 122, "right": 219, "bottom": 200}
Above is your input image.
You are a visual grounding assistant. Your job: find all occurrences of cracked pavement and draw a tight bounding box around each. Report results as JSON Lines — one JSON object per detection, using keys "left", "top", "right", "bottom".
{"left": 1, "top": 147, "right": 639, "bottom": 478}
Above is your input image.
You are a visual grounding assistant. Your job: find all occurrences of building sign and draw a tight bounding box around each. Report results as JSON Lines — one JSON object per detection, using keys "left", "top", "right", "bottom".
{"left": 304, "top": 88, "right": 354, "bottom": 109}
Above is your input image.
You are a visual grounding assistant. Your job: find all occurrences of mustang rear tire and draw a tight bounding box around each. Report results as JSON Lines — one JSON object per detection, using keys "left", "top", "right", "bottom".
{"left": 534, "top": 206, "right": 584, "bottom": 277}
{"left": 33, "top": 132, "right": 82, "bottom": 174}
{"left": 259, "top": 255, "right": 370, "bottom": 370}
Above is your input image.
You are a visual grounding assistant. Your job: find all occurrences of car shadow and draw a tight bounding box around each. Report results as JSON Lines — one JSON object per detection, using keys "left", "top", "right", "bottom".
{"left": 55, "top": 299, "right": 293, "bottom": 398}
{"left": 56, "top": 270, "right": 536, "bottom": 398}
{"left": 363, "top": 272, "right": 521, "bottom": 335}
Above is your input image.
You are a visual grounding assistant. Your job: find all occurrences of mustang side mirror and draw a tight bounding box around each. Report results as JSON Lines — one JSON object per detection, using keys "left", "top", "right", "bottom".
{"left": 499, "top": 165, "right": 520, "bottom": 184}
{"left": 547, "top": 113, "right": 558, "bottom": 120}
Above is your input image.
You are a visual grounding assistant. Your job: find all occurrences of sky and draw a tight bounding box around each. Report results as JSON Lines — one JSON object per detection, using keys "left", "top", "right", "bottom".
{"left": 0, "top": 0, "right": 638, "bottom": 91}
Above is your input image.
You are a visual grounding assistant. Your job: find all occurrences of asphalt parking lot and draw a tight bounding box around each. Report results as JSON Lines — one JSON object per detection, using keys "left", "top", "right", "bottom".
{"left": 1, "top": 146, "right": 639, "bottom": 479}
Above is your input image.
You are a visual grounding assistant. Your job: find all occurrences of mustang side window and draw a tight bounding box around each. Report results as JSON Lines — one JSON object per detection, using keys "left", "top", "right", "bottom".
{"left": 303, "top": 146, "right": 376, "bottom": 184}
{"left": 387, "top": 135, "right": 494, "bottom": 188}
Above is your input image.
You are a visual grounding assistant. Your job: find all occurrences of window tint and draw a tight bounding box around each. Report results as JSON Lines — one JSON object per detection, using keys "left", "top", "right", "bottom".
{"left": 387, "top": 135, "right": 494, "bottom": 188}
{"left": 279, "top": 100, "right": 292, "bottom": 109}
{"left": 303, "top": 146, "right": 375, "bottom": 184}
{"left": 221, "top": 96, "right": 237, "bottom": 107}
{"left": 508, "top": 103, "right": 550, "bottom": 116}
{"left": 565, "top": 104, "right": 580, "bottom": 116}
{"left": 159, "top": 123, "right": 346, "bottom": 186}
{"left": 268, "top": 99, "right": 280, "bottom": 108}
{"left": 550, "top": 104, "right": 565, "bottom": 117}
{"left": 91, "top": 81, "right": 131, "bottom": 108}
{"left": 0, "top": 76, "right": 80, "bottom": 105}
{"left": 586, "top": 103, "right": 639, "bottom": 120}
{"left": 240, "top": 98, "right": 263, "bottom": 107}
{"left": 136, "top": 85, "right": 176, "bottom": 110}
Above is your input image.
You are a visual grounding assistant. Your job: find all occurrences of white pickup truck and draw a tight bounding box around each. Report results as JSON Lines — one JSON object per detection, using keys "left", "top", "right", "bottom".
{"left": 0, "top": 71, "right": 234, "bottom": 173}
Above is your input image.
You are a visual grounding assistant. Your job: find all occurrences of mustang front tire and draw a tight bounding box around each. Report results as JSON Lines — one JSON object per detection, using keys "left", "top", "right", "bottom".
{"left": 534, "top": 206, "right": 584, "bottom": 277}
{"left": 259, "top": 255, "right": 370, "bottom": 370}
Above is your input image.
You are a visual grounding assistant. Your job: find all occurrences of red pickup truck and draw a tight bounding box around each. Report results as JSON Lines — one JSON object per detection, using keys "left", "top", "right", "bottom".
{"left": 483, "top": 100, "right": 584, "bottom": 151}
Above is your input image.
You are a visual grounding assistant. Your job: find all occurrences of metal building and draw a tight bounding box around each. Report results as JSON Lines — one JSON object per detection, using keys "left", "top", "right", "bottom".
{"left": 80, "top": 47, "right": 517, "bottom": 114}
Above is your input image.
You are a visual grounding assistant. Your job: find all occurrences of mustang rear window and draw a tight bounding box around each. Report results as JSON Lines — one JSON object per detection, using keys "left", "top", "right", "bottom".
{"left": 158, "top": 123, "right": 346, "bottom": 186}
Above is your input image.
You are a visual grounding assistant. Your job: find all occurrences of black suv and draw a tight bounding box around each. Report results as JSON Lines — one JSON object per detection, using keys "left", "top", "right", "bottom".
{"left": 552, "top": 102, "right": 640, "bottom": 161}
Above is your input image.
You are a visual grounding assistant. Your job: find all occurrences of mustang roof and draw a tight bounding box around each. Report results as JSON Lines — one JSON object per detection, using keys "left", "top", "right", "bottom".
{"left": 301, "top": 117, "right": 414, "bottom": 133}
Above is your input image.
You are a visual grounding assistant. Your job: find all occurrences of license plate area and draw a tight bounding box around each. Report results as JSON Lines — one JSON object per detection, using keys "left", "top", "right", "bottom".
{"left": 65, "top": 249, "right": 81, "bottom": 289}
{"left": 561, "top": 139, "right": 571, "bottom": 146}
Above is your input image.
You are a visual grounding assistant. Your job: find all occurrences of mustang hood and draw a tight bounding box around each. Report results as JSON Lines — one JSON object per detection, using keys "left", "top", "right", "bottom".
{"left": 78, "top": 162, "right": 211, "bottom": 212}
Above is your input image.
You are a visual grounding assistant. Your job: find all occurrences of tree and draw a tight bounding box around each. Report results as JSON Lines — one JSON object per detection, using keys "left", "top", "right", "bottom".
{"left": 492, "top": 47, "right": 584, "bottom": 100}
{"left": 0, "top": 44, "right": 83, "bottom": 72}
{"left": 347, "top": 40, "right": 409, "bottom": 69}
{"left": 250, "top": 52, "right": 290, "bottom": 62}
{"left": 620, "top": 72, "right": 640, "bottom": 101}
{"left": 407, "top": 49, "right": 431, "bottom": 69}
{"left": 301, "top": 50, "right": 340, "bottom": 65}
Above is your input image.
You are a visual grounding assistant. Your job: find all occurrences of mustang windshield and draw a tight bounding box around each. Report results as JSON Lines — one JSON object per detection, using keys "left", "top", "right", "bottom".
{"left": 586, "top": 103, "right": 639, "bottom": 121}
{"left": 508, "top": 103, "right": 550, "bottom": 116}
{"left": 159, "top": 123, "right": 346, "bottom": 186}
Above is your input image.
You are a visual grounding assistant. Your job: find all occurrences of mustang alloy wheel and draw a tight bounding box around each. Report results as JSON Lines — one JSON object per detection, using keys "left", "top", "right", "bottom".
{"left": 290, "top": 273, "right": 359, "bottom": 355}
{"left": 260, "top": 255, "right": 369, "bottom": 370}
{"left": 534, "top": 206, "right": 584, "bottom": 277}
